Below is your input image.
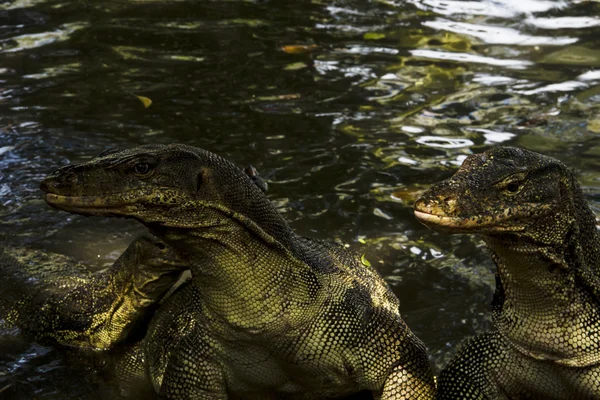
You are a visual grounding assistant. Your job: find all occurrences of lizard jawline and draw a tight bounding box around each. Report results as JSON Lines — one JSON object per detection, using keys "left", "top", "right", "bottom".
{"left": 414, "top": 210, "right": 521, "bottom": 232}
{"left": 44, "top": 193, "right": 141, "bottom": 216}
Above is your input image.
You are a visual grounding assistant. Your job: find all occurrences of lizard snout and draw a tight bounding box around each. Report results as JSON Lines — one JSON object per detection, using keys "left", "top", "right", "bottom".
{"left": 414, "top": 194, "right": 458, "bottom": 217}
{"left": 40, "top": 166, "right": 81, "bottom": 194}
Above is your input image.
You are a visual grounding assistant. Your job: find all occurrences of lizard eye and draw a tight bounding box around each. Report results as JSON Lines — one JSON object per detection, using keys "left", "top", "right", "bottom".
{"left": 498, "top": 172, "right": 526, "bottom": 195}
{"left": 134, "top": 163, "right": 152, "bottom": 175}
{"left": 504, "top": 181, "right": 521, "bottom": 194}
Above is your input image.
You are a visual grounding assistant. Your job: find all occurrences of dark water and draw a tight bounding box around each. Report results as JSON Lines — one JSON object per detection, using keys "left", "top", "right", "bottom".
{"left": 0, "top": 0, "right": 599, "bottom": 397}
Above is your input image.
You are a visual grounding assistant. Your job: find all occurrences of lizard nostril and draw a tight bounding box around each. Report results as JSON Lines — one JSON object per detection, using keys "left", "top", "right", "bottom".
{"left": 40, "top": 171, "right": 80, "bottom": 193}
{"left": 414, "top": 198, "right": 436, "bottom": 213}
{"left": 443, "top": 196, "right": 457, "bottom": 212}
{"left": 40, "top": 174, "right": 63, "bottom": 193}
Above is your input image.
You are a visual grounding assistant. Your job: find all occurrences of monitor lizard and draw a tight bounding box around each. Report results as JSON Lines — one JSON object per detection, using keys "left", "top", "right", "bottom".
{"left": 40, "top": 143, "right": 435, "bottom": 399}
{"left": 414, "top": 146, "right": 600, "bottom": 399}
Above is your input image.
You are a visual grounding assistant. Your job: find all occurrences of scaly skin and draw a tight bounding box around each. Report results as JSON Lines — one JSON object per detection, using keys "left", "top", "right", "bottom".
{"left": 414, "top": 146, "right": 600, "bottom": 399}
{"left": 0, "top": 235, "right": 188, "bottom": 350}
{"left": 40, "top": 143, "right": 435, "bottom": 399}
{"left": 0, "top": 159, "right": 264, "bottom": 353}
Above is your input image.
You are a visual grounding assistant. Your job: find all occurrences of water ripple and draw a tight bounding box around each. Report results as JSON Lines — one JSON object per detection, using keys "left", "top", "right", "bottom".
{"left": 424, "top": 20, "right": 577, "bottom": 46}
{"left": 416, "top": 136, "right": 475, "bottom": 149}
{"left": 0, "top": 0, "right": 49, "bottom": 10}
{"left": 529, "top": 16, "right": 600, "bottom": 29}
{"left": 516, "top": 80, "right": 589, "bottom": 96}
{"left": 1, "top": 23, "right": 86, "bottom": 53}
{"left": 405, "top": 0, "right": 566, "bottom": 17}
{"left": 411, "top": 49, "right": 533, "bottom": 69}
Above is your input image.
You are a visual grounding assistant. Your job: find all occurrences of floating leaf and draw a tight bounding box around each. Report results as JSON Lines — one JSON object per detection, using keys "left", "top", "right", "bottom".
{"left": 135, "top": 95, "right": 152, "bottom": 108}
{"left": 364, "top": 32, "right": 385, "bottom": 40}
{"left": 284, "top": 62, "right": 308, "bottom": 71}
{"left": 360, "top": 254, "right": 371, "bottom": 267}
{"left": 281, "top": 44, "right": 319, "bottom": 54}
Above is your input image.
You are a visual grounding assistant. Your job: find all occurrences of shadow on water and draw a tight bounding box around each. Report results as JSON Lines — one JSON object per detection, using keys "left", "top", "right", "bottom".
{"left": 0, "top": 0, "right": 599, "bottom": 396}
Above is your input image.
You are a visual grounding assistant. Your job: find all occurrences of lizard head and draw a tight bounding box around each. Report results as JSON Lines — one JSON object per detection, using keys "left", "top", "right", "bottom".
{"left": 128, "top": 235, "right": 189, "bottom": 299}
{"left": 413, "top": 146, "right": 577, "bottom": 235}
{"left": 40, "top": 144, "right": 284, "bottom": 237}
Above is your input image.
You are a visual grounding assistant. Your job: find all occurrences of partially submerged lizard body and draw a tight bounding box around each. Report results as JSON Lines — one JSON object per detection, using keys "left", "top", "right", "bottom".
{"left": 0, "top": 235, "right": 188, "bottom": 350}
{"left": 0, "top": 161, "right": 264, "bottom": 352}
{"left": 414, "top": 146, "right": 600, "bottom": 399}
{"left": 41, "top": 144, "right": 435, "bottom": 399}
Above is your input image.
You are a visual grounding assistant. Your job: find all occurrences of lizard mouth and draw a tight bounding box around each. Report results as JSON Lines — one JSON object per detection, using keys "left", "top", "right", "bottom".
{"left": 43, "top": 193, "right": 142, "bottom": 217}
{"left": 45, "top": 193, "right": 120, "bottom": 208}
{"left": 414, "top": 209, "right": 520, "bottom": 233}
{"left": 43, "top": 192, "right": 225, "bottom": 230}
{"left": 413, "top": 210, "right": 468, "bottom": 228}
{"left": 414, "top": 210, "right": 484, "bottom": 231}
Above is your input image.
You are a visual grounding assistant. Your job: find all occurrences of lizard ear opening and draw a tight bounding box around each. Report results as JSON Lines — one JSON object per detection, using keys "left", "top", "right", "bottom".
{"left": 196, "top": 170, "right": 203, "bottom": 193}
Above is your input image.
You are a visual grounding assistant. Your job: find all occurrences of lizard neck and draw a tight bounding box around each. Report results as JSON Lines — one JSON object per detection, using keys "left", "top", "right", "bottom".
{"left": 158, "top": 220, "right": 327, "bottom": 336}
{"left": 485, "top": 229, "right": 600, "bottom": 367}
